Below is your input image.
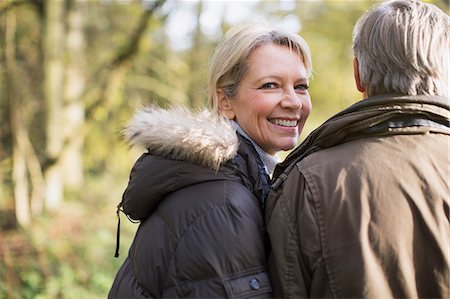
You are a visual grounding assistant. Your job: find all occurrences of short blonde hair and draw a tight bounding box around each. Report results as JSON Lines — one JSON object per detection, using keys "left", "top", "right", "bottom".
{"left": 208, "top": 21, "right": 313, "bottom": 112}
{"left": 353, "top": 0, "right": 449, "bottom": 97}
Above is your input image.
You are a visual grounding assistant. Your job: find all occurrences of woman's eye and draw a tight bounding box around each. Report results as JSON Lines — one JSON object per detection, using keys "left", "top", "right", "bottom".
{"left": 295, "top": 84, "right": 309, "bottom": 91}
{"left": 260, "top": 82, "right": 278, "bottom": 89}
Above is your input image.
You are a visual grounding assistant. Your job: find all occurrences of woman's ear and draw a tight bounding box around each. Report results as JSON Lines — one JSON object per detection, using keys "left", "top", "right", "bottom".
{"left": 217, "top": 89, "right": 236, "bottom": 120}
{"left": 353, "top": 58, "right": 366, "bottom": 94}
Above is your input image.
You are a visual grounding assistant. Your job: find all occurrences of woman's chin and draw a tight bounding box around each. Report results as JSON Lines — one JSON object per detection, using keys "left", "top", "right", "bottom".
{"left": 277, "top": 140, "right": 298, "bottom": 152}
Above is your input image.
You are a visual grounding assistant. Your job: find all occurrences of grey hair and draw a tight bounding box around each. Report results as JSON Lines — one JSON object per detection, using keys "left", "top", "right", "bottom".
{"left": 208, "top": 21, "right": 313, "bottom": 112}
{"left": 352, "top": 0, "right": 449, "bottom": 97}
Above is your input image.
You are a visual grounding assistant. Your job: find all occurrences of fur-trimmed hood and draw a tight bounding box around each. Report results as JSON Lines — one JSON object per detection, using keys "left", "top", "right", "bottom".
{"left": 123, "top": 105, "right": 239, "bottom": 170}
{"left": 119, "top": 106, "right": 249, "bottom": 221}
{"left": 119, "top": 106, "right": 270, "bottom": 221}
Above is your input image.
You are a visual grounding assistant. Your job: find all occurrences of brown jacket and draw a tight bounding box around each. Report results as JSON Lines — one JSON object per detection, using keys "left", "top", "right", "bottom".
{"left": 266, "top": 94, "right": 450, "bottom": 298}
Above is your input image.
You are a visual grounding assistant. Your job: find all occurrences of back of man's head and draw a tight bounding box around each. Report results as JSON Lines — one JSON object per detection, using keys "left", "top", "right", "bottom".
{"left": 353, "top": 0, "right": 449, "bottom": 97}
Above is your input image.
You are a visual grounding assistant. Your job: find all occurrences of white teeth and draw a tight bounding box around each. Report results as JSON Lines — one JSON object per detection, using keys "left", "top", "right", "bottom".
{"left": 269, "top": 119, "right": 298, "bottom": 127}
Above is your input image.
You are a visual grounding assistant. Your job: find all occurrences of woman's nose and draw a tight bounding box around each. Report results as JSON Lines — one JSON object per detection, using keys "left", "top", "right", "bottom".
{"left": 281, "top": 87, "right": 302, "bottom": 110}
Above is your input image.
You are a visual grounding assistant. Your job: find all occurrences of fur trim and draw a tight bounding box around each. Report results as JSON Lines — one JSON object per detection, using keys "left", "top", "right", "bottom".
{"left": 123, "top": 105, "right": 239, "bottom": 170}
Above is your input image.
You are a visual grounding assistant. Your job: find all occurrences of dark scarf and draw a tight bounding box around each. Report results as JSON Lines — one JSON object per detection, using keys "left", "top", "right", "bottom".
{"left": 231, "top": 133, "right": 271, "bottom": 209}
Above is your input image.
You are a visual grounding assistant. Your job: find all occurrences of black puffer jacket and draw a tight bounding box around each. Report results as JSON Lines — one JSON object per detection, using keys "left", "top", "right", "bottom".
{"left": 109, "top": 106, "right": 272, "bottom": 298}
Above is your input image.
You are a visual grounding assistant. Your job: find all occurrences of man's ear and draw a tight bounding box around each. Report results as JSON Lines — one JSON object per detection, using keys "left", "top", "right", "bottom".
{"left": 353, "top": 57, "right": 366, "bottom": 93}
{"left": 217, "top": 89, "right": 235, "bottom": 120}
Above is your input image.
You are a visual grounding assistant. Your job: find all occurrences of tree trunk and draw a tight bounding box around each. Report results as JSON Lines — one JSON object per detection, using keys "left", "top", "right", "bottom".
{"left": 187, "top": 1, "right": 207, "bottom": 108}
{"left": 5, "top": 11, "right": 31, "bottom": 227}
{"left": 62, "top": 0, "right": 86, "bottom": 192}
{"left": 43, "top": 0, "right": 66, "bottom": 211}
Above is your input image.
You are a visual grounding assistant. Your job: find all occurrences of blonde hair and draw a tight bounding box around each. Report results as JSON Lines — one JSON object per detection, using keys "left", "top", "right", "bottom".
{"left": 353, "top": 0, "right": 450, "bottom": 97}
{"left": 208, "top": 21, "right": 313, "bottom": 112}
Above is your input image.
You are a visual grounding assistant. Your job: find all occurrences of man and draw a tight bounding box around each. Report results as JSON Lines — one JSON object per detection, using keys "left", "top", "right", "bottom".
{"left": 266, "top": 0, "right": 449, "bottom": 298}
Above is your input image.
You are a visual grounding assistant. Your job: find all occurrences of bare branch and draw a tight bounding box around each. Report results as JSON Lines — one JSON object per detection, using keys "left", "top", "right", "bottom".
{"left": 111, "top": 0, "right": 165, "bottom": 68}
{"left": 0, "top": 0, "right": 43, "bottom": 15}
{"left": 83, "top": 0, "right": 166, "bottom": 119}
{"left": 0, "top": 1, "right": 27, "bottom": 14}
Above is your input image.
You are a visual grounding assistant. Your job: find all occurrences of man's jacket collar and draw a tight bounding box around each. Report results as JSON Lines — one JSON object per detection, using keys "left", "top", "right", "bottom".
{"left": 272, "top": 94, "right": 450, "bottom": 189}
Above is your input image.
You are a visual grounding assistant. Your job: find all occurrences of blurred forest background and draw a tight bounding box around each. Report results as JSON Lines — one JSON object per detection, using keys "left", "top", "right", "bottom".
{"left": 0, "top": 0, "right": 448, "bottom": 298}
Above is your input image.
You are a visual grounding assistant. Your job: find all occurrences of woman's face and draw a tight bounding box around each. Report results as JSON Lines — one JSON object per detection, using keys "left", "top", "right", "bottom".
{"left": 220, "top": 43, "right": 311, "bottom": 155}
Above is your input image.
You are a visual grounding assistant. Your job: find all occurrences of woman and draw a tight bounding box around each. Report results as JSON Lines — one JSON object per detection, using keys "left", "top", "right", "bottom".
{"left": 109, "top": 22, "right": 312, "bottom": 298}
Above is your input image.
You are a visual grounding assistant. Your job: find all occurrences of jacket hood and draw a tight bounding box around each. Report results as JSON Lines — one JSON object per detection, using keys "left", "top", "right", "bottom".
{"left": 120, "top": 105, "right": 243, "bottom": 221}
{"left": 123, "top": 105, "right": 239, "bottom": 170}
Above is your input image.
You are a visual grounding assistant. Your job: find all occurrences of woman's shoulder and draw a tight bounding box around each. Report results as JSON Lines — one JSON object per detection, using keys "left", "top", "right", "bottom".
{"left": 161, "top": 172, "right": 259, "bottom": 214}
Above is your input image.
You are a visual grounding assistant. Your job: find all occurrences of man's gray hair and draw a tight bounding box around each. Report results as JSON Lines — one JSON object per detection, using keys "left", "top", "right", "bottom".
{"left": 353, "top": 0, "right": 449, "bottom": 97}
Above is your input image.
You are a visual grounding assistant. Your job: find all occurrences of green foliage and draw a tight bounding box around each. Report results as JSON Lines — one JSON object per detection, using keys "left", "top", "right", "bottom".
{"left": 0, "top": 179, "right": 137, "bottom": 298}
{"left": 1, "top": 0, "right": 448, "bottom": 297}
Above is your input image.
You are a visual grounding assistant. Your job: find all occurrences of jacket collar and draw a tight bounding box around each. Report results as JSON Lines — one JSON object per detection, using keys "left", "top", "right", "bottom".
{"left": 272, "top": 94, "right": 450, "bottom": 188}
{"left": 230, "top": 134, "right": 271, "bottom": 209}
{"left": 230, "top": 120, "right": 280, "bottom": 176}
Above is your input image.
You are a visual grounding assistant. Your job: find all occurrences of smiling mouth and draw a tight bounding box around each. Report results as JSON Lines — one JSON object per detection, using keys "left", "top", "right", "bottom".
{"left": 268, "top": 119, "right": 299, "bottom": 127}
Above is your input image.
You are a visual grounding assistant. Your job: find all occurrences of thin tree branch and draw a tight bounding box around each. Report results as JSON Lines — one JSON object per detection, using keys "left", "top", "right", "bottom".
{"left": 84, "top": 0, "right": 166, "bottom": 119}
{"left": 0, "top": 0, "right": 43, "bottom": 15}
{"left": 111, "top": 0, "right": 166, "bottom": 69}
{"left": 0, "top": 0, "right": 27, "bottom": 15}
{"left": 41, "top": 0, "right": 166, "bottom": 171}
